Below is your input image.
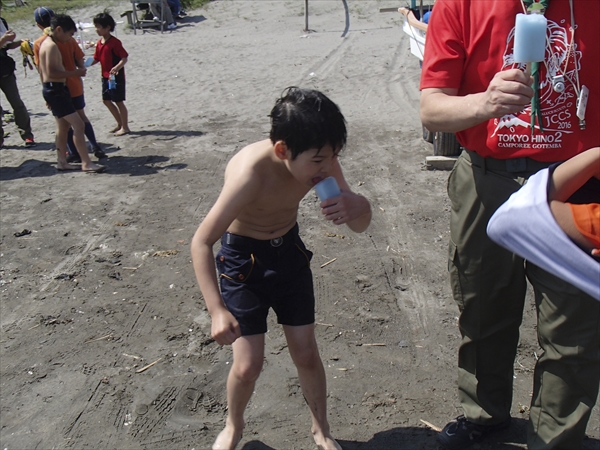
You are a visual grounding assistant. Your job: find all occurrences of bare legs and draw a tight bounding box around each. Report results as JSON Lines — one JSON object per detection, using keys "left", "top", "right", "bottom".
{"left": 103, "top": 99, "right": 130, "bottom": 135}
{"left": 66, "top": 109, "right": 101, "bottom": 157}
{"left": 284, "top": 324, "right": 341, "bottom": 450}
{"left": 103, "top": 99, "right": 120, "bottom": 132}
{"left": 213, "top": 334, "right": 264, "bottom": 450}
{"left": 214, "top": 325, "right": 339, "bottom": 450}
{"left": 56, "top": 112, "right": 103, "bottom": 172}
{"left": 114, "top": 101, "right": 130, "bottom": 135}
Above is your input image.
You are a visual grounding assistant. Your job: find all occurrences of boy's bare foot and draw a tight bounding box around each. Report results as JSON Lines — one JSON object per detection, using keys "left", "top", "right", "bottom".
{"left": 108, "top": 125, "right": 121, "bottom": 133}
{"left": 313, "top": 432, "right": 342, "bottom": 450}
{"left": 81, "top": 162, "right": 105, "bottom": 173}
{"left": 114, "top": 128, "right": 130, "bottom": 136}
{"left": 57, "top": 161, "right": 79, "bottom": 171}
{"left": 212, "top": 424, "right": 243, "bottom": 450}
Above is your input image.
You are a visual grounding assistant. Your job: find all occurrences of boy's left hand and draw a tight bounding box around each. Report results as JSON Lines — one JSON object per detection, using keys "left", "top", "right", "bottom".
{"left": 320, "top": 191, "right": 369, "bottom": 225}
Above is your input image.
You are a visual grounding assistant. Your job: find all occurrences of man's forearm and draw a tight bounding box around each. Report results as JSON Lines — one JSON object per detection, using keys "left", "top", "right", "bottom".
{"left": 420, "top": 70, "right": 534, "bottom": 133}
{"left": 6, "top": 40, "right": 21, "bottom": 50}
{"left": 420, "top": 90, "right": 487, "bottom": 133}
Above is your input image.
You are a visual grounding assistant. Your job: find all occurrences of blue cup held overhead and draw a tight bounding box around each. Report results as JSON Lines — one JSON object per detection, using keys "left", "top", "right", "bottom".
{"left": 315, "top": 177, "right": 341, "bottom": 201}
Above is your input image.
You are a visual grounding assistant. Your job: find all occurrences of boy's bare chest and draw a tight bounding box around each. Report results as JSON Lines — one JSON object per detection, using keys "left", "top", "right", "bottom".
{"left": 233, "top": 184, "right": 309, "bottom": 237}
{"left": 252, "top": 183, "right": 309, "bottom": 213}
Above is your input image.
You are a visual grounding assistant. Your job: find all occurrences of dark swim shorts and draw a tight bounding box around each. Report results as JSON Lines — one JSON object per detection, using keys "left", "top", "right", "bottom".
{"left": 42, "top": 82, "right": 75, "bottom": 118}
{"left": 71, "top": 94, "right": 85, "bottom": 111}
{"left": 101, "top": 77, "right": 126, "bottom": 103}
{"left": 216, "top": 223, "right": 315, "bottom": 336}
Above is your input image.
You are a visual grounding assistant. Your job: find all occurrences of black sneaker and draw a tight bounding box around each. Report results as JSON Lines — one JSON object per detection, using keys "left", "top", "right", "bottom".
{"left": 66, "top": 153, "right": 82, "bottom": 164}
{"left": 93, "top": 148, "right": 107, "bottom": 159}
{"left": 438, "top": 415, "right": 511, "bottom": 450}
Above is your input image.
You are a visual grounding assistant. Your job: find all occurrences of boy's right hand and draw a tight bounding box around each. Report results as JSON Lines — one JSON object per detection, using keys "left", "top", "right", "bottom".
{"left": 211, "top": 309, "right": 241, "bottom": 345}
{"left": 75, "top": 67, "right": 87, "bottom": 77}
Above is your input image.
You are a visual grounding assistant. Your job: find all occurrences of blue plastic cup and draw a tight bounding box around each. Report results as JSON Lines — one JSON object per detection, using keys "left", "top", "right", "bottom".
{"left": 84, "top": 57, "right": 94, "bottom": 67}
{"left": 315, "top": 177, "right": 341, "bottom": 201}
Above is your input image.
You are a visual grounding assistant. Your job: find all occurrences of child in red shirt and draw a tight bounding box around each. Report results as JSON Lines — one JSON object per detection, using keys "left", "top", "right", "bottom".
{"left": 92, "top": 12, "right": 130, "bottom": 136}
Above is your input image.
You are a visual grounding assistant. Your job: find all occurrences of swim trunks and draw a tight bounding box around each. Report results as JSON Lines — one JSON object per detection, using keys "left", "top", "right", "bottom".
{"left": 216, "top": 223, "right": 315, "bottom": 336}
{"left": 102, "top": 76, "right": 126, "bottom": 103}
{"left": 71, "top": 94, "right": 85, "bottom": 111}
{"left": 42, "top": 82, "right": 75, "bottom": 118}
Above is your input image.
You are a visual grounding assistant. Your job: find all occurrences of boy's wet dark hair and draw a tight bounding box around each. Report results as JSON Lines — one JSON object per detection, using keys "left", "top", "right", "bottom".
{"left": 93, "top": 12, "right": 116, "bottom": 32}
{"left": 269, "top": 87, "right": 347, "bottom": 160}
{"left": 50, "top": 14, "right": 76, "bottom": 32}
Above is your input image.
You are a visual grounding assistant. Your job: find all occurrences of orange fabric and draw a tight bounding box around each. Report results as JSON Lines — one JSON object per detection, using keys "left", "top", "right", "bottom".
{"left": 568, "top": 203, "right": 600, "bottom": 249}
{"left": 59, "top": 38, "right": 85, "bottom": 98}
{"left": 33, "top": 34, "right": 85, "bottom": 98}
{"left": 33, "top": 33, "right": 46, "bottom": 66}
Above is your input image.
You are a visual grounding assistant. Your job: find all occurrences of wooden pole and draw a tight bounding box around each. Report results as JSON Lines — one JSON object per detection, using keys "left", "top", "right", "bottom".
{"left": 304, "top": 0, "right": 309, "bottom": 31}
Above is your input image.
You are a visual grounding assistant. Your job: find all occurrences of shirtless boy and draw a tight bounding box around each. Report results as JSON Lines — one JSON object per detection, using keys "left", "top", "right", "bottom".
{"left": 33, "top": 6, "right": 106, "bottom": 163}
{"left": 191, "top": 87, "right": 372, "bottom": 450}
{"left": 38, "top": 14, "right": 103, "bottom": 172}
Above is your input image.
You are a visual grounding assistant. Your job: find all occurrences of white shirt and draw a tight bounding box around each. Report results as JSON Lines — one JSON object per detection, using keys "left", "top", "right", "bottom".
{"left": 0, "top": 18, "right": 9, "bottom": 49}
{"left": 487, "top": 167, "right": 600, "bottom": 301}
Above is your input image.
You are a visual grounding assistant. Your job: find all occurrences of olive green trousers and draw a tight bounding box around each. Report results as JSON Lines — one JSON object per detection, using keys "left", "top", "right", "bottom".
{"left": 448, "top": 150, "right": 599, "bottom": 449}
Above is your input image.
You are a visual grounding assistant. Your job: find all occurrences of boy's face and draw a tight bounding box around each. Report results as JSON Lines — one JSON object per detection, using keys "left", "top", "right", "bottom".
{"left": 285, "top": 144, "right": 339, "bottom": 187}
{"left": 53, "top": 26, "right": 75, "bottom": 42}
{"left": 95, "top": 24, "right": 110, "bottom": 37}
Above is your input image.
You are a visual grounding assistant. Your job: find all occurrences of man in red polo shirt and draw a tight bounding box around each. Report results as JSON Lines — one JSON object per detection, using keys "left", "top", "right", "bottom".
{"left": 420, "top": 1, "right": 599, "bottom": 448}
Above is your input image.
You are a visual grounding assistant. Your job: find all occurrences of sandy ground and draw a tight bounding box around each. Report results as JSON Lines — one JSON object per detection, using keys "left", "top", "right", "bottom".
{"left": 0, "top": 1, "right": 598, "bottom": 449}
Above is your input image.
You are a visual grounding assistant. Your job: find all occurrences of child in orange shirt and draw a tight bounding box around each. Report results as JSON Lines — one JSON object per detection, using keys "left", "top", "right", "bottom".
{"left": 33, "top": 6, "right": 105, "bottom": 162}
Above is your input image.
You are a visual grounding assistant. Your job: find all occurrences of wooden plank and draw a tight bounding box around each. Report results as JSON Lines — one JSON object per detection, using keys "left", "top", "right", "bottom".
{"left": 425, "top": 155, "right": 458, "bottom": 171}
